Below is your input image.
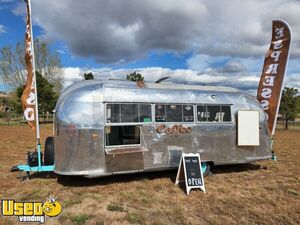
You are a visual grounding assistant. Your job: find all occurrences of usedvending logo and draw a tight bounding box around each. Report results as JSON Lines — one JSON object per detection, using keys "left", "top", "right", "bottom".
{"left": 1, "top": 196, "right": 62, "bottom": 223}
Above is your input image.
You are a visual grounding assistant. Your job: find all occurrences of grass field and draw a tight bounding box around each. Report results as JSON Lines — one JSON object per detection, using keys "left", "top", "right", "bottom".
{"left": 0, "top": 124, "right": 299, "bottom": 225}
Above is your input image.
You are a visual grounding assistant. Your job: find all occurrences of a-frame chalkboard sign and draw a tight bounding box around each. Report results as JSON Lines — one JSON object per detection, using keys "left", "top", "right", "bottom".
{"left": 175, "top": 153, "right": 206, "bottom": 194}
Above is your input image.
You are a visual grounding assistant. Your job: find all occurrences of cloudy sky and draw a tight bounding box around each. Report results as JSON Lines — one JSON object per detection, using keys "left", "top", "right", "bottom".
{"left": 0, "top": 0, "right": 300, "bottom": 94}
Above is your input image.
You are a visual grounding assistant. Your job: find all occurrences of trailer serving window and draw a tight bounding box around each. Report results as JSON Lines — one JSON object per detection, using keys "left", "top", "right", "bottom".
{"left": 197, "top": 105, "right": 232, "bottom": 122}
{"left": 105, "top": 103, "right": 151, "bottom": 149}
{"left": 105, "top": 125, "right": 141, "bottom": 147}
{"left": 155, "top": 104, "right": 194, "bottom": 123}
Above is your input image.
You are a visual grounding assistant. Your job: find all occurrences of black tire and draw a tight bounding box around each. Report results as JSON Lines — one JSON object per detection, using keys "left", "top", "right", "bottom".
{"left": 44, "top": 136, "right": 55, "bottom": 165}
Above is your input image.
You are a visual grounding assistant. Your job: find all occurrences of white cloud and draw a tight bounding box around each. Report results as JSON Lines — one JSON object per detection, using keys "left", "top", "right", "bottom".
{"left": 187, "top": 54, "right": 227, "bottom": 72}
{"left": 0, "top": 25, "right": 6, "bottom": 34}
{"left": 186, "top": 53, "right": 300, "bottom": 94}
{"left": 12, "top": 0, "right": 300, "bottom": 64}
{"left": 286, "top": 73, "right": 300, "bottom": 89}
{"left": 186, "top": 54, "right": 264, "bottom": 75}
{"left": 11, "top": 1, "right": 299, "bottom": 95}
{"left": 11, "top": 2, "right": 25, "bottom": 16}
{"left": 63, "top": 67, "right": 113, "bottom": 87}
{"left": 63, "top": 67, "right": 82, "bottom": 86}
{"left": 63, "top": 62, "right": 300, "bottom": 96}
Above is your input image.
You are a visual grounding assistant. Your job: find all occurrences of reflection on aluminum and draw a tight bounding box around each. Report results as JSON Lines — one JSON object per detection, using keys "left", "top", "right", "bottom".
{"left": 53, "top": 80, "right": 271, "bottom": 177}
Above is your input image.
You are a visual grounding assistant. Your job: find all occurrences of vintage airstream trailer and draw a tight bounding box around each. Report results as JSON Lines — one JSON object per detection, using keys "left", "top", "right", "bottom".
{"left": 45, "top": 79, "right": 272, "bottom": 177}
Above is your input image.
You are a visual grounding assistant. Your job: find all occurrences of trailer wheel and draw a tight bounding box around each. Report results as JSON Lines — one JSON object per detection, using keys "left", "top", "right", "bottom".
{"left": 201, "top": 162, "right": 211, "bottom": 177}
{"left": 44, "top": 137, "right": 55, "bottom": 165}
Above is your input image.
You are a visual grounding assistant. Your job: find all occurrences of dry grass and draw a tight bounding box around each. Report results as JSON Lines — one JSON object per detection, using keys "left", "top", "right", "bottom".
{"left": 0, "top": 124, "right": 299, "bottom": 225}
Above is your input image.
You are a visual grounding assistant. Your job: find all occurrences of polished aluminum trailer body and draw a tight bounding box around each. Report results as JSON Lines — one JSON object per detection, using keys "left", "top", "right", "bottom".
{"left": 54, "top": 80, "right": 271, "bottom": 177}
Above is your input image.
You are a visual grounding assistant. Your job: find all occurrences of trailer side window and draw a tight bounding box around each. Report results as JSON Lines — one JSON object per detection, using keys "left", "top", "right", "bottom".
{"left": 107, "top": 103, "right": 152, "bottom": 123}
{"left": 139, "top": 104, "right": 152, "bottom": 122}
{"left": 121, "top": 104, "right": 138, "bottom": 122}
{"left": 221, "top": 106, "right": 231, "bottom": 122}
{"left": 197, "top": 105, "right": 231, "bottom": 122}
{"left": 183, "top": 105, "right": 194, "bottom": 122}
{"left": 107, "top": 104, "right": 121, "bottom": 123}
{"left": 155, "top": 104, "right": 194, "bottom": 123}
{"left": 207, "top": 106, "right": 222, "bottom": 122}
{"left": 166, "top": 105, "right": 182, "bottom": 122}
{"left": 197, "top": 105, "right": 208, "bottom": 122}
{"left": 155, "top": 104, "right": 166, "bottom": 122}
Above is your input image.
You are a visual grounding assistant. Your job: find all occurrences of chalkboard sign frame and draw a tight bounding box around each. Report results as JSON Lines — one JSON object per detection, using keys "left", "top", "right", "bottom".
{"left": 175, "top": 153, "right": 206, "bottom": 195}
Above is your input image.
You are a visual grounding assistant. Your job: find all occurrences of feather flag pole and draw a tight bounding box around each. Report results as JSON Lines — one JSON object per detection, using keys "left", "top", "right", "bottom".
{"left": 11, "top": 0, "right": 54, "bottom": 176}
{"left": 21, "top": 0, "right": 40, "bottom": 142}
{"left": 21, "top": 0, "right": 42, "bottom": 170}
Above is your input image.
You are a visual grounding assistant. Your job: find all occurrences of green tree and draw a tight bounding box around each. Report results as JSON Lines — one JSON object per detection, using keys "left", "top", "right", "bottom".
{"left": 0, "top": 39, "right": 63, "bottom": 92}
{"left": 16, "top": 71, "right": 58, "bottom": 122}
{"left": 279, "top": 87, "right": 299, "bottom": 130}
{"left": 83, "top": 72, "right": 94, "bottom": 80}
{"left": 126, "top": 71, "right": 144, "bottom": 82}
{"left": 12, "top": 87, "right": 23, "bottom": 114}
{"left": 296, "top": 96, "right": 300, "bottom": 113}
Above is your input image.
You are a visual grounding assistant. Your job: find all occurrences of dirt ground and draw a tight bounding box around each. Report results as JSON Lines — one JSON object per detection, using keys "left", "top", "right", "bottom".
{"left": 0, "top": 124, "right": 299, "bottom": 225}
